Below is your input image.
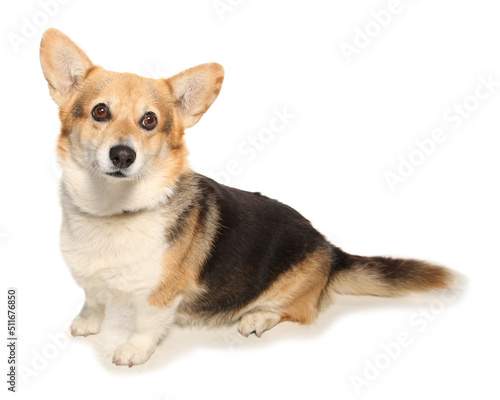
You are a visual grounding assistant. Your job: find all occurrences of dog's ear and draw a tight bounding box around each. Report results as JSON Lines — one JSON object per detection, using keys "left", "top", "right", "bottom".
{"left": 165, "top": 63, "right": 224, "bottom": 129}
{"left": 40, "top": 28, "right": 94, "bottom": 107}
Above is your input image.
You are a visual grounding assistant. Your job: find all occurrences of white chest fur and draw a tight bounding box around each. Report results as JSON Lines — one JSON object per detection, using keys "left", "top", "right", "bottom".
{"left": 60, "top": 189, "right": 168, "bottom": 305}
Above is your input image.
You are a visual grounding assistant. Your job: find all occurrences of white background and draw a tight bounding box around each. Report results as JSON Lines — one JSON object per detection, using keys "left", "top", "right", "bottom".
{"left": 1, "top": 0, "right": 499, "bottom": 399}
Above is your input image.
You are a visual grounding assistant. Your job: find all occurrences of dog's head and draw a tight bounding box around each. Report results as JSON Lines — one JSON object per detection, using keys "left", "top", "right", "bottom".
{"left": 40, "top": 28, "right": 223, "bottom": 214}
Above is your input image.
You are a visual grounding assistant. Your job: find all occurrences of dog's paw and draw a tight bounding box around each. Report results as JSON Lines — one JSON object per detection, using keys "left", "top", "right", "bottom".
{"left": 112, "top": 342, "right": 154, "bottom": 367}
{"left": 238, "top": 311, "right": 282, "bottom": 338}
{"left": 70, "top": 315, "right": 102, "bottom": 337}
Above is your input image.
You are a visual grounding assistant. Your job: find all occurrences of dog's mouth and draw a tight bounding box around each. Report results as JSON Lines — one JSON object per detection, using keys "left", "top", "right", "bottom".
{"left": 106, "top": 171, "right": 127, "bottom": 178}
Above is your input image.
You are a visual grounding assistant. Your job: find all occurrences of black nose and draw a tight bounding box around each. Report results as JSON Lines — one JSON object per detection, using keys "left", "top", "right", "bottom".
{"left": 109, "top": 145, "right": 136, "bottom": 169}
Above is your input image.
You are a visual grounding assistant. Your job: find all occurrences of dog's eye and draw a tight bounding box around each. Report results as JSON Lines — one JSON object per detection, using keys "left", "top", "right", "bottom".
{"left": 92, "top": 104, "right": 110, "bottom": 121}
{"left": 141, "top": 112, "right": 157, "bottom": 130}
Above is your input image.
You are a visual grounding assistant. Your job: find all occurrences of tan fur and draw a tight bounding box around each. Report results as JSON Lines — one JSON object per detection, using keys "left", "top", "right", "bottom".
{"left": 39, "top": 29, "right": 93, "bottom": 107}
{"left": 40, "top": 29, "right": 457, "bottom": 365}
{"left": 41, "top": 29, "right": 223, "bottom": 198}
{"left": 245, "top": 245, "right": 333, "bottom": 325}
{"left": 332, "top": 267, "right": 390, "bottom": 296}
{"left": 148, "top": 175, "right": 220, "bottom": 308}
{"left": 147, "top": 206, "right": 204, "bottom": 308}
{"left": 165, "top": 64, "right": 225, "bottom": 128}
{"left": 55, "top": 68, "right": 190, "bottom": 188}
{"left": 41, "top": 29, "right": 228, "bottom": 366}
{"left": 331, "top": 256, "right": 455, "bottom": 297}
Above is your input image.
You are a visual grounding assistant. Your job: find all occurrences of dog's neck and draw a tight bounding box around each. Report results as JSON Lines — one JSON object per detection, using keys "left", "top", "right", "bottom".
{"left": 60, "top": 159, "right": 177, "bottom": 217}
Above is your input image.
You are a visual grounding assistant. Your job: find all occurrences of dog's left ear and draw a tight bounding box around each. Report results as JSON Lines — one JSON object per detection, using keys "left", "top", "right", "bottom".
{"left": 40, "top": 28, "right": 94, "bottom": 107}
{"left": 165, "top": 63, "right": 224, "bottom": 129}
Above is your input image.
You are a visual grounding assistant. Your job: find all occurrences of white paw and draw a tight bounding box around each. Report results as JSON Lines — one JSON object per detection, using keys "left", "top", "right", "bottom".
{"left": 112, "top": 342, "right": 154, "bottom": 367}
{"left": 70, "top": 315, "right": 102, "bottom": 337}
{"left": 238, "top": 311, "right": 281, "bottom": 338}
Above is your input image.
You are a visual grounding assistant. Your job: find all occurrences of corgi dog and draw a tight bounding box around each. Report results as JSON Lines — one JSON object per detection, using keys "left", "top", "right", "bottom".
{"left": 40, "top": 28, "right": 456, "bottom": 367}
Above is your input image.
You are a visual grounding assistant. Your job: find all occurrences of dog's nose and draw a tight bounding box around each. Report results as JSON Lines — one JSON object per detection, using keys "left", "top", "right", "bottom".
{"left": 109, "top": 145, "right": 136, "bottom": 169}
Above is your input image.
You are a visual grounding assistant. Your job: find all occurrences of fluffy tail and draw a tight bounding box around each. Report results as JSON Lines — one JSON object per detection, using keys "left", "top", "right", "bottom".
{"left": 331, "top": 252, "right": 455, "bottom": 296}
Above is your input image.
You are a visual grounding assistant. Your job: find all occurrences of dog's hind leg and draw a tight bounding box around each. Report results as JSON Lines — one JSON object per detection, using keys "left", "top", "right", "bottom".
{"left": 238, "top": 310, "right": 282, "bottom": 338}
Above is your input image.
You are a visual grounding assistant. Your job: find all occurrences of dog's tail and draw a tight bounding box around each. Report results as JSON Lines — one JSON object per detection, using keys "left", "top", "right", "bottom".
{"left": 330, "top": 249, "right": 456, "bottom": 297}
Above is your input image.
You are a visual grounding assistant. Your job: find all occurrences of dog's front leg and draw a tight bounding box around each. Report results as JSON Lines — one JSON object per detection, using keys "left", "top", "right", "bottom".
{"left": 112, "top": 298, "right": 179, "bottom": 367}
{"left": 71, "top": 291, "right": 105, "bottom": 337}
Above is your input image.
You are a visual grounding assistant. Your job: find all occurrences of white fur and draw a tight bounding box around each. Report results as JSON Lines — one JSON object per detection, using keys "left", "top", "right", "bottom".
{"left": 40, "top": 29, "right": 226, "bottom": 366}
{"left": 62, "top": 162, "right": 173, "bottom": 215}
{"left": 70, "top": 293, "right": 105, "bottom": 336}
{"left": 238, "top": 311, "right": 281, "bottom": 338}
{"left": 60, "top": 183, "right": 169, "bottom": 299}
{"left": 63, "top": 127, "right": 173, "bottom": 217}
{"left": 112, "top": 297, "right": 181, "bottom": 366}
{"left": 60, "top": 160, "right": 178, "bottom": 365}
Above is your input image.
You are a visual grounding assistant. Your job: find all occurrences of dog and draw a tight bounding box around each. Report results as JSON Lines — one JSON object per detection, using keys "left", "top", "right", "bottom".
{"left": 40, "top": 28, "right": 456, "bottom": 367}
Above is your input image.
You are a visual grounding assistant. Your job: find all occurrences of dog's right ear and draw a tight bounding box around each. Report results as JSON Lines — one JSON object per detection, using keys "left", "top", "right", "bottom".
{"left": 40, "top": 28, "right": 94, "bottom": 107}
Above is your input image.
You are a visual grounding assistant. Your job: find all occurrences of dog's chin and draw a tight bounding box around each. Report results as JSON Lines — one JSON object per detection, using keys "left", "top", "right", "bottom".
{"left": 102, "top": 170, "right": 138, "bottom": 180}
{"left": 94, "top": 162, "right": 140, "bottom": 180}
{"left": 106, "top": 171, "right": 128, "bottom": 178}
